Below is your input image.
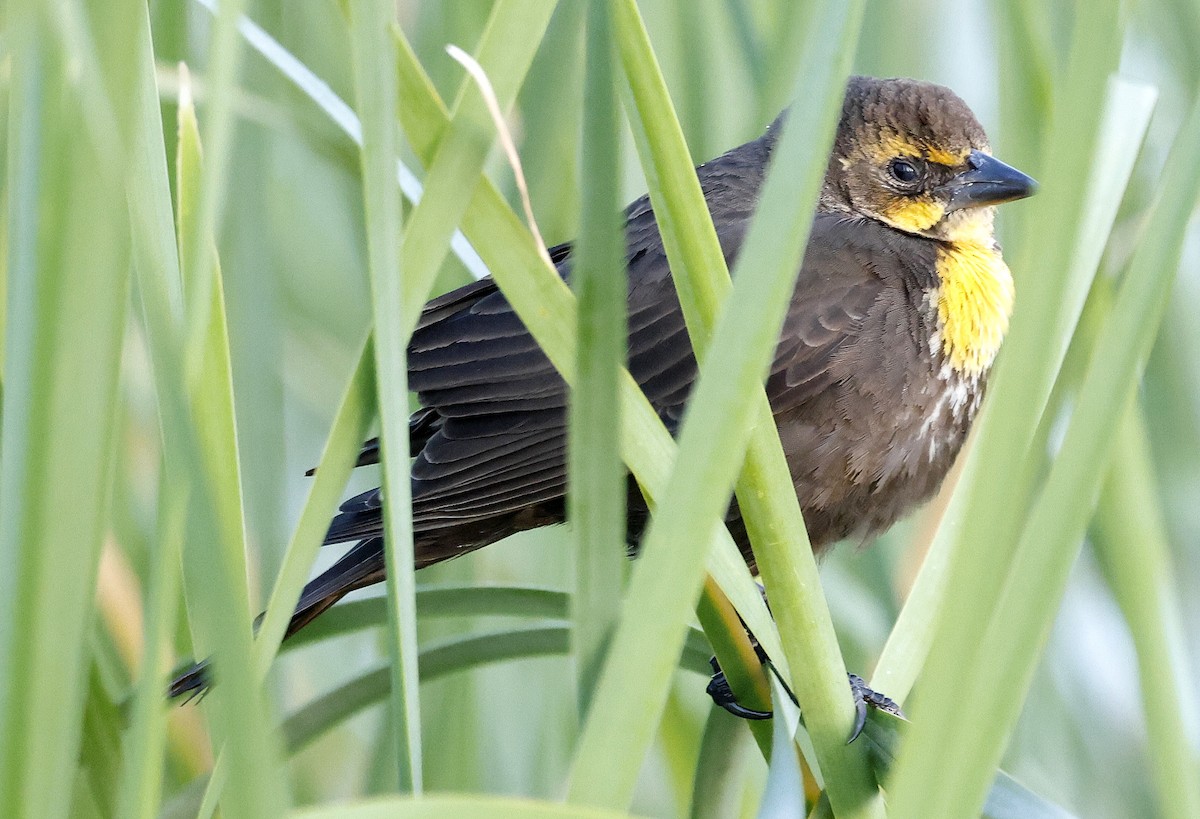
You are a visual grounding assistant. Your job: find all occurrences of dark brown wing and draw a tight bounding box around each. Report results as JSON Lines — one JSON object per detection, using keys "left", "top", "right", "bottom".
{"left": 324, "top": 144, "right": 760, "bottom": 549}
{"left": 324, "top": 211, "right": 889, "bottom": 553}
{"left": 170, "top": 210, "right": 899, "bottom": 700}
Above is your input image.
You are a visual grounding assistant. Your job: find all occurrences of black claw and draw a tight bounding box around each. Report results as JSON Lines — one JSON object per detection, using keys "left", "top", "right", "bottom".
{"left": 847, "top": 673, "right": 905, "bottom": 743}
{"left": 851, "top": 688, "right": 869, "bottom": 743}
{"left": 168, "top": 660, "right": 212, "bottom": 702}
{"left": 706, "top": 657, "right": 773, "bottom": 720}
{"left": 704, "top": 658, "right": 906, "bottom": 741}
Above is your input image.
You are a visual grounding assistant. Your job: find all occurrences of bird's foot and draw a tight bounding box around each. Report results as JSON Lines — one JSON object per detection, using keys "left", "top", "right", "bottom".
{"left": 705, "top": 657, "right": 903, "bottom": 743}
{"left": 847, "top": 672, "right": 904, "bottom": 743}
{"left": 705, "top": 656, "right": 773, "bottom": 720}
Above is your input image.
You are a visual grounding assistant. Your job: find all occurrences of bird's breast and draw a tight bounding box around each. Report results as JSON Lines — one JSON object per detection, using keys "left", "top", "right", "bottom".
{"left": 929, "top": 239, "right": 1014, "bottom": 377}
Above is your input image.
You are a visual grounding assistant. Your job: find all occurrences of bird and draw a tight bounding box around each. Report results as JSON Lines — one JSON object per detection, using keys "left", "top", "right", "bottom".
{"left": 169, "top": 76, "right": 1036, "bottom": 712}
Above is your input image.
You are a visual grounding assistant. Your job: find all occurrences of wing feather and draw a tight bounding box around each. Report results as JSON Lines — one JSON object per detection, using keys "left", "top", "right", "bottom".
{"left": 327, "top": 206, "right": 889, "bottom": 555}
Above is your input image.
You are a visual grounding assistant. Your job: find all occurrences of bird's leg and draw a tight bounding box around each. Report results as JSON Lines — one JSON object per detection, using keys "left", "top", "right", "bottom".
{"left": 704, "top": 588, "right": 905, "bottom": 742}
{"left": 707, "top": 655, "right": 904, "bottom": 741}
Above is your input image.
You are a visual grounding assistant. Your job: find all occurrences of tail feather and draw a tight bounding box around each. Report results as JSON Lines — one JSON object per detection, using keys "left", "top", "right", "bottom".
{"left": 283, "top": 537, "right": 386, "bottom": 639}
{"left": 167, "top": 538, "right": 387, "bottom": 699}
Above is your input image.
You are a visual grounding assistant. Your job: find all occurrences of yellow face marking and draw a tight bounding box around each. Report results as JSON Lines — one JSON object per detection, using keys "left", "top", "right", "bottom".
{"left": 882, "top": 197, "right": 945, "bottom": 233}
{"left": 866, "top": 133, "right": 971, "bottom": 235}
{"left": 924, "top": 145, "right": 967, "bottom": 165}
{"left": 934, "top": 240, "right": 1014, "bottom": 375}
{"left": 870, "top": 133, "right": 970, "bottom": 167}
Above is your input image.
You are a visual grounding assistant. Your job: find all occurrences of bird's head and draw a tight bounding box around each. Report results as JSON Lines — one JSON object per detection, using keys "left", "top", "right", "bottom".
{"left": 815, "top": 76, "right": 1036, "bottom": 244}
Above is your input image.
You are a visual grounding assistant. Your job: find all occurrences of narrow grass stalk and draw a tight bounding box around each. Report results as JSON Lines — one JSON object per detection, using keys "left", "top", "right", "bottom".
{"left": 890, "top": 86, "right": 1200, "bottom": 819}
{"left": 108, "top": 5, "right": 189, "bottom": 818}
{"left": 571, "top": 0, "right": 627, "bottom": 716}
{"left": 280, "top": 585, "right": 571, "bottom": 651}
{"left": 179, "top": 97, "right": 253, "bottom": 668}
{"left": 348, "top": 0, "right": 420, "bottom": 791}
{"left": 180, "top": 0, "right": 246, "bottom": 346}
{"left": 346, "top": 0, "right": 557, "bottom": 788}
{"left": 174, "top": 70, "right": 286, "bottom": 819}
{"left": 250, "top": 342, "right": 376, "bottom": 679}
{"left": 578, "top": 1, "right": 879, "bottom": 813}
{"left": 1093, "top": 408, "right": 1200, "bottom": 819}
{"left": 279, "top": 625, "right": 715, "bottom": 755}
{"left": 567, "top": 2, "right": 876, "bottom": 811}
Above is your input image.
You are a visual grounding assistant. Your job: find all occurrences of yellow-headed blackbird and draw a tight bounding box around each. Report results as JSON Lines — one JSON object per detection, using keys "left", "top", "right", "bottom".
{"left": 170, "top": 76, "right": 1035, "bottom": 700}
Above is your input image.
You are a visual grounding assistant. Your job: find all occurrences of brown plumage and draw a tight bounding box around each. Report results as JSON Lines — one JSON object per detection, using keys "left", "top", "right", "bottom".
{"left": 170, "top": 76, "right": 1035, "bottom": 698}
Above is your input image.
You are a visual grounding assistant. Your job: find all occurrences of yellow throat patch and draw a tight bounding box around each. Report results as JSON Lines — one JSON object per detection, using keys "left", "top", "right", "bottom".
{"left": 934, "top": 240, "right": 1014, "bottom": 376}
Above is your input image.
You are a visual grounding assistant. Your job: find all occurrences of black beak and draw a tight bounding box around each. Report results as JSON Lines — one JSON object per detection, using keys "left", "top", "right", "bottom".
{"left": 942, "top": 150, "right": 1037, "bottom": 212}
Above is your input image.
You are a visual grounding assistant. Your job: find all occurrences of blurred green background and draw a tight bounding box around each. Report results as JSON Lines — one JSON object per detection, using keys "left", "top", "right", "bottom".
{"left": 4, "top": 0, "right": 1200, "bottom": 817}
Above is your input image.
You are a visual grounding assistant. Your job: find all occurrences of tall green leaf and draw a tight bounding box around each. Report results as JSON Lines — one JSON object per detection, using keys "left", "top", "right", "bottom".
{"left": 567, "top": 2, "right": 877, "bottom": 813}
{"left": 571, "top": 0, "right": 627, "bottom": 716}
{"left": 890, "top": 83, "right": 1200, "bottom": 819}
{"left": 348, "top": 0, "right": 421, "bottom": 790}
{"left": 0, "top": 4, "right": 130, "bottom": 816}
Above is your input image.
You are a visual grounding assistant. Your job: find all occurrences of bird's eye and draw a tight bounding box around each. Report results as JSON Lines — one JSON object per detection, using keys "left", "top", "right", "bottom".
{"left": 889, "top": 158, "right": 920, "bottom": 184}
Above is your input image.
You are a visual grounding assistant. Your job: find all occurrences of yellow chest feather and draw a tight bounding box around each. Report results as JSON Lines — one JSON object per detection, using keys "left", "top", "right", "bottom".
{"left": 933, "top": 241, "right": 1014, "bottom": 376}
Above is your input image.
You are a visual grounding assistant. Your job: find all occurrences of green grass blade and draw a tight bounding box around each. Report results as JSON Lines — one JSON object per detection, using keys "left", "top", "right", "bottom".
{"left": 189, "top": 0, "right": 488, "bottom": 279}
{"left": 1092, "top": 407, "right": 1200, "bottom": 819}
{"left": 0, "top": 5, "right": 131, "bottom": 817}
{"left": 890, "top": 84, "right": 1200, "bottom": 819}
{"left": 179, "top": 112, "right": 253, "bottom": 644}
{"left": 97, "top": 4, "right": 187, "bottom": 818}
{"left": 392, "top": 0, "right": 559, "bottom": 337}
{"left": 279, "top": 585, "right": 570, "bottom": 651}
{"left": 281, "top": 626, "right": 714, "bottom": 754}
{"left": 347, "top": 0, "right": 420, "bottom": 790}
{"left": 179, "top": 0, "right": 246, "bottom": 346}
{"left": 390, "top": 19, "right": 784, "bottom": 691}
{"left": 571, "top": 0, "right": 627, "bottom": 715}
{"left": 567, "top": 1, "right": 875, "bottom": 811}
{"left": 173, "top": 69, "right": 287, "bottom": 819}
{"left": 345, "top": 7, "right": 559, "bottom": 785}
{"left": 887, "top": 0, "right": 1125, "bottom": 810}
{"left": 251, "top": 342, "right": 376, "bottom": 675}
{"left": 871, "top": 74, "right": 1158, "bottom": 703}
{"left": 283, "top": 630, "right": 568, "bottom": 754}
{"left": 291, "top": 793, "right": 643, "bottom": 819}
